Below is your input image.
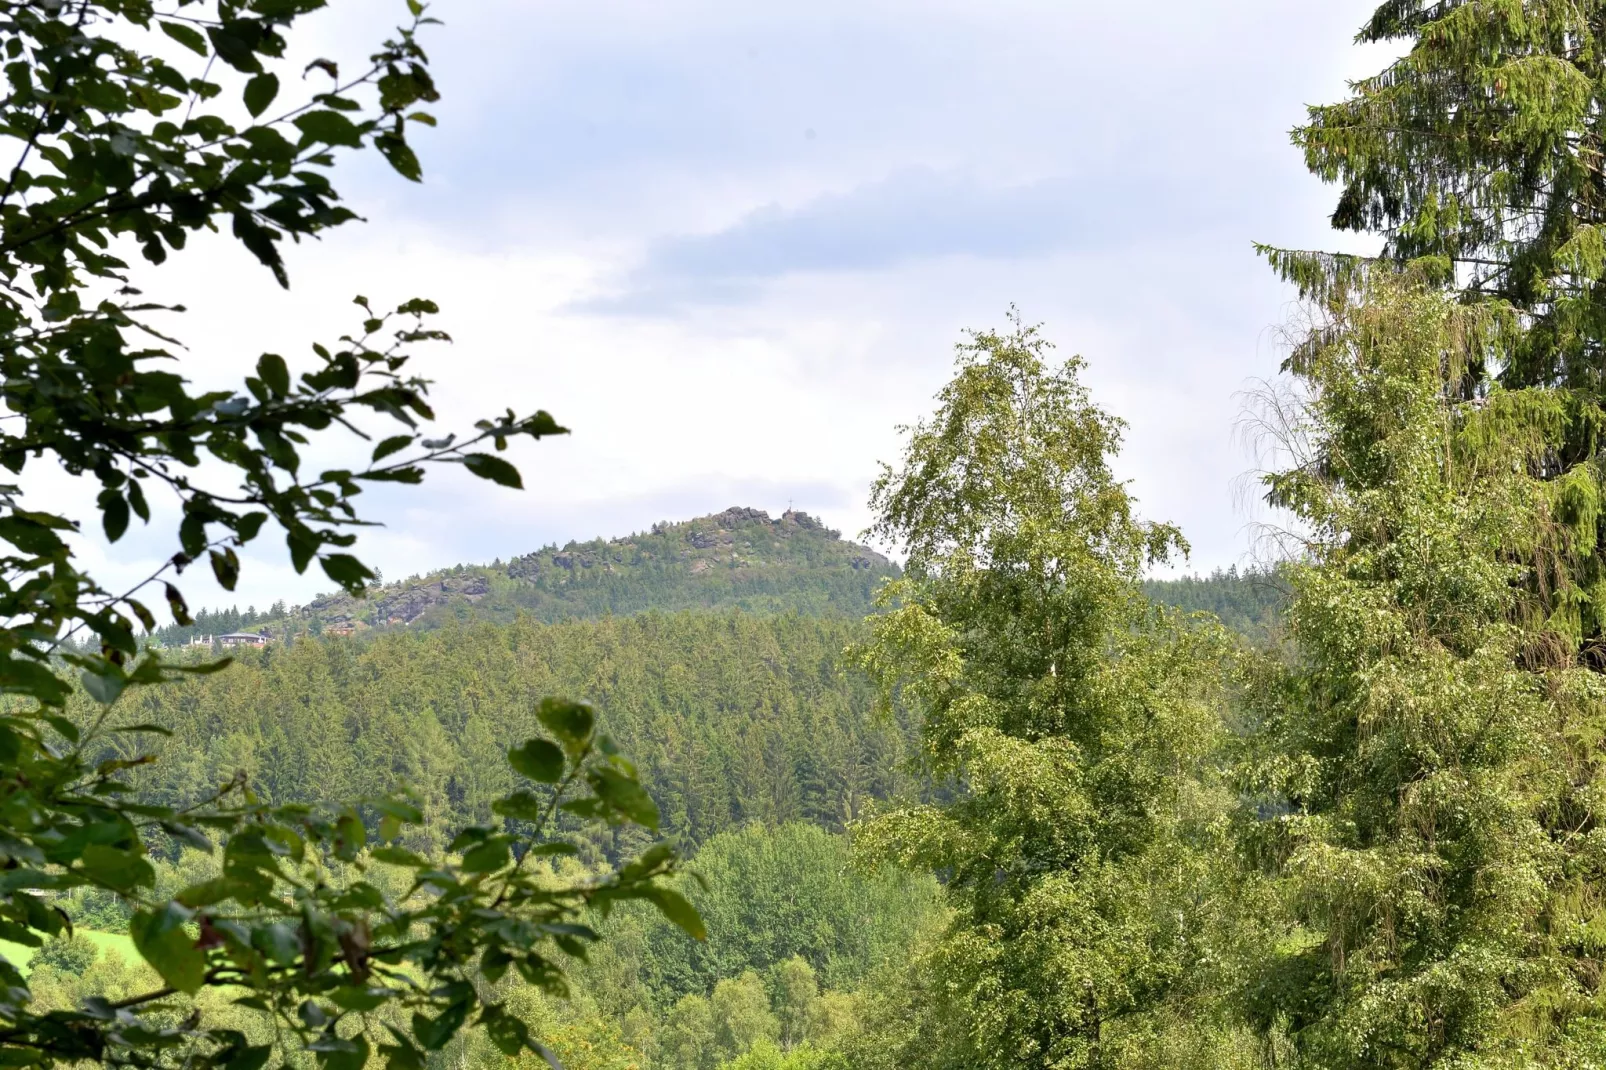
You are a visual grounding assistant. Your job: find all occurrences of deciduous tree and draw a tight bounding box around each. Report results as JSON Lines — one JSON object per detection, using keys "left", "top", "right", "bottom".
{"left": 853, "top": 313, "right": 1242, "bottom": 1068}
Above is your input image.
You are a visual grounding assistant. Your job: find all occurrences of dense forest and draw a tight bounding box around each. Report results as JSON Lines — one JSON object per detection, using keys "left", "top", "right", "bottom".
{"left": 116, "top": 612, "right": 915, "bottom": 852}
{"left": 59, "top": 602, "right": 937, "bottom": 1070}
{"left": 1143, "top": 566, "right": 1288, "bottom": 645}
{"left": 34, "top": 536, "right": 1296, "bottom": 1070}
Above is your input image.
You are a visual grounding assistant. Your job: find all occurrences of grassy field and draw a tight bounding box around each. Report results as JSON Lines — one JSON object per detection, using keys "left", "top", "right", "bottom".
{"left": 0, "top": 930, "right": 135, "bottom": 976}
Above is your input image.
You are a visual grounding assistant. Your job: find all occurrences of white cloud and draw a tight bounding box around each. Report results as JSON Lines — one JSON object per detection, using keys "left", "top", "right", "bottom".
{"left": 51, "top": 0, "right": 1399, "bottom": 619}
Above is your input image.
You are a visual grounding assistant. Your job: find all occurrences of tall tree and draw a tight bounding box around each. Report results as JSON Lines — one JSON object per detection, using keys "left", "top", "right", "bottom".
{"left": 1285, "top": 0, "right": 1606, "bottom": 390}
{"left": 1241, "top": 274, "right": 1606, "bottom": 1065}
{"left": 853, "top": 314, "right": 1241, "bottom": 1068}
{"left": 1277, "top": 0, "right": 1606, "bottom": 670}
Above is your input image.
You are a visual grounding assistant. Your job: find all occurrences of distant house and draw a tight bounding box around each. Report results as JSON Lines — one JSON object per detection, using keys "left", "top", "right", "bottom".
{"left": 217, "top": 631, "right": 269, "bottom": 648}
{"left": 326, "top": 621, "right": 357, "bottom": 637}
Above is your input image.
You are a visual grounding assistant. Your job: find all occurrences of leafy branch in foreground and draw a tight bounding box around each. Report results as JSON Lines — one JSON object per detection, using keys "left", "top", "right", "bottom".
{"left": 0, "top": 0, "right": 563, "bottom": 708}
{"left": 0, "top": 696, "right": 701, "bottom": 1070}
{"left": 0, "top": 3, "right": 699, "bottom": 1068}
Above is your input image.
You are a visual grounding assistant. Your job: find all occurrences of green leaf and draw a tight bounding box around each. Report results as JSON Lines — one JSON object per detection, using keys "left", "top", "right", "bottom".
{"left": 237, "top": 511, "right": 269, "bottom": 542}
{"left": 98, "top": 489, "right": 129, "bottom": 542}
{"left": 508, "top": 738, "right": 564, "bottom": 783}
{"left": 164, "top": 584, "right": 193, "bottom": 627}
{"left": 222, "top": 1045, "right": 272, "bottom": 1070}
{"left": 176, "top": 877, "right": 245, "bottom": 908}
{"left": 159, "top": 21, "right": 209, "bottom": 56}
{"left": 525, "top": 410, "right": 567, "bottom": 438}
{"left": 462, "top": 453, "right": 522, "bottom": 489}
{"left": 81, "top": 667, "right": 127, "bottom": 706}
{"left": 370, "top": 846, "right": 428, "bottom": 867}
{"left": 480, "top": 946, "right": 513, "bottom": 984}
{"left": 330, "top": 987, "right": 390, "bottom": 1013}
{"left": 374, "top": 131, "right": 422, "bottom": 182}
{"left": 412, "top": 1003, "right": 468, "bottom": 1051}
{"left": 459, "top": 838, "right": 510, "bottom": 874}
{"left": 132, "top": 903, "right": 206, "bottom": 993}
{"left": 358, "top": 467, "right": 424, "bottom": 484}
{"left": 0, "top": 516, "right": 66, "bottom": 556}
{"left": 160, "top": 822, "right": 214, "bottom": 853}
{"left": 536, "top": 698, "right": 595, "bottom": 748}
{"left": 483, "top": 1008, "right": 529, "bottom": 1056}
{"left": 80, "top": 844, "right": 155, "bottom": 892}
{"left": 293, "top": 110, "right": 363, "bottom": 148}
{"left": 381, "top": 1037, "right": 424, "bottom": 1070}
{"left": 210, "top": 548, "right": 240, "bottom": 591}
{"left": 372, "top": 435, "right": 413, "bottom": 462}
{"left": 126, "top": 598, "right": 157, "bottom": 633}
{"left": 42, "top": 715, "right": 77, "bottom": 743}
{"left": 232, "top": 211, "right": 287, "bottom": 287}
{"left": 243, "top": 72, "right": 279, "bottom": 118}
{"left": 127, "top": 478, "right": 150, "bottom": 522}
{"left": 252, "top": 922, "right": 299, "bottom": 965}
{"left": 206, "top": 19, "right": 265, "bottom": 73}
{"left": 334, "top": 811, "right": 366, "bottom": 862}
{"left": 526, "top": 842, "right": 579, "bottom": 857}
{"left": 312, "top": 1033, "right": 369, "bottom": 1070}
{"left": 256, "top": 352, "right": 289, "bottom": 396}
{"left": 371, "top": 798, "right": 425, "bottom": 823}
{"left": 642, "top": 887, "right": 706, "bottom": 941}
{"left": 321, "top": 553, "right": 374, "bottom": 591}
{"left": 590, "top": 767, "right": 660, "bottom": 829}
{"left": 491, "top": 791, "right": 545, "bottom": 821}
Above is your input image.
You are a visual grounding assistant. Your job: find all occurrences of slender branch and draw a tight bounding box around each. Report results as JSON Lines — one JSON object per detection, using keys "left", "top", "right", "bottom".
{"left": 0, "top": 0, "right": 93, "bottom": 214}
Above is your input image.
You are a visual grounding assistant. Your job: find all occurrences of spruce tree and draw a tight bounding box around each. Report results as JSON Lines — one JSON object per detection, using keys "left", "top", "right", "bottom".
{"left": 1288, "top": 0, "right": 1606, "bottom": 389}
{"left": 1282, "top": 0, "right": 1606, "bottom": 667}
{"left": 1242, "top": 275, "right": 1606, "bottom": 1065}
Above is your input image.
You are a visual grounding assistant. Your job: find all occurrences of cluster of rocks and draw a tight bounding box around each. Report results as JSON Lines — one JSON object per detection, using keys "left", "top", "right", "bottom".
{"left": 303, "top": 572, "right": 492, "bottom": 630}
{"left": 289, "top": 506, "right": 894, "bottom": 635}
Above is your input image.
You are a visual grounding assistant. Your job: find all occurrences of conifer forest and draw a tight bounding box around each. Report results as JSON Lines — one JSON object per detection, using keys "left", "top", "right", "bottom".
{"left": 3, "top": 1, "right": 1605, "bottom": 1069}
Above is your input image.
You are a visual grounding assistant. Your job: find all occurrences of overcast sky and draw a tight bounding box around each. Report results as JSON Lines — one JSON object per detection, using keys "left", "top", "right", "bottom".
{"left": 73, "top": 0, "right": 1397, "bottom": 615}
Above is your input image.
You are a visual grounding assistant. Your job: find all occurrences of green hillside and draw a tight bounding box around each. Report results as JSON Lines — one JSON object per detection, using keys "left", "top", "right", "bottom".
{"left": 155, "top": 507, "right": 897, "bottom": 646}
{"left": 119, "top": 611, "right": 918, "bottom": 856}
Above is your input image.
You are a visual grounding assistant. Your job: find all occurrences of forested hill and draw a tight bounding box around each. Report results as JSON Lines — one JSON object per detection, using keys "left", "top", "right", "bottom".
{"left": 1143, "top": 565, "right": 1289, "bottom": 645}
{"left": 119, "top": 612, "right": 915, "bottom": 857}
{"left": 156, "top": 507, "right": 898, "bottom": 644}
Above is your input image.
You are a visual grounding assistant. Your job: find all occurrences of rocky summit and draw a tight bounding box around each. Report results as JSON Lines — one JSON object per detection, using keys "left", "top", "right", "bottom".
{"left": 159, "top": 508, "right": 898, "bottom": 644}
